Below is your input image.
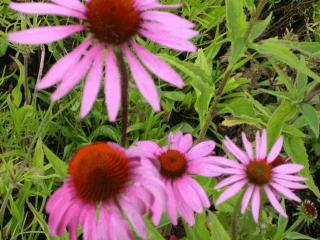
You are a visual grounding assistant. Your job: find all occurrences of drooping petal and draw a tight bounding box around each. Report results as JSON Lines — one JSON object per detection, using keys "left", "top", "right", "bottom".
{"left": 166, "top": 182, "right": 178, "bottom": 225}
{"left": 124, "top": 46, "right": 160, "bottom": 111}
{"left": 215, "top": 175, "right": 246, "bottom": 189}
{"left": 9, "top": 25, "right": 84, "bottom": 45}
{"left": 186, "top": 141, "right": 215, "bottom": 160}
{"left": 272, "top": 179, "right": 307, "bottom": 189}
{"left": 215, "top": 180, "right": 248, "bottom": 205}
{"left": 206, "top": 156, "right": 246, "bottom": 169}
{"left": 272, "top": 173, "right": 307, "bottom": 182}
{"left": 51, "top": 45, "right": 99, "bottom": 100}
{"left": 51, "top": 0, "right": 87, "bottom": 12}
{"left": 140, "top": 30, "right": 197, "bottom": 52}
{"left": 176, "top": 134, "right": 193, "bottom": 153}
{"left": 272, "top": 164, "right": 304, "bottom": 174}
{"left": 36, "top": 38, "right": 92, "bottom": 89}
{"left": 241, "top": 132, "right": 253, "bottom": 160}
{"left": 132, "top": 42, "right": 184, "bottom": 88}
{"left": 141, "top": 11, "right": 195, "bottom": 28}
{"left": 255, "top": 131, "right": 261, "bottom": 160}
{"left": 10, "top": 3, "right": 86, "bottom": 19}
{"left": 270, "top": 183, "right": 301, "bottom": 202}
{"left": 264, "top": 185, "right": 287, "bottom": 217}
{"left": 241, "top": 185, "right": 254, "bottom": 214}
{"left": 80, "top": 45, "right": 104, "bottom": 118}
{"left": 223, "top": 137, "right": 249, "bottom": 164}
{"left": 251, "top": 186, "right": 261, "bottom": 223}
{"left": 267, "top": 136, "right": 284, "bottom": 163}
{"left": 186, "top": 177, "right": 210, "bottom": 208}
{"left": 176, "top": 177, "right": 203, "bottom": 213}
{"left": 105, "top": 47, "right": 121, "bottom": 122}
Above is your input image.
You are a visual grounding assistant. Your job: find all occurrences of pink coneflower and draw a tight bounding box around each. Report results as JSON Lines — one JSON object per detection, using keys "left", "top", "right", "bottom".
{"left": 131, "top": 131, "right": 220, "bottom": 225}
{"left": 213, "top": 129, "right": 307, "bottom": 222}
{"left": 9, "top": 0, "right": 197, "bottom": 120}
{"left": 46, "top": 142, "right": 166, "bottom": 240}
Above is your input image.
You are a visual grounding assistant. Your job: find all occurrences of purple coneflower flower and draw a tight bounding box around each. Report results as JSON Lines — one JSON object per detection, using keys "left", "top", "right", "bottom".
{"left": 46, "top": 142, "right": 165, "bottom": 240}
{"left": 9, "top": 0, "right": 197, "bottom": 120}
{"left": 131, "top": 131, "right": 220, "bottom": 225}
{"left": 213, "top": 129, "right": 307, "bottom": 222}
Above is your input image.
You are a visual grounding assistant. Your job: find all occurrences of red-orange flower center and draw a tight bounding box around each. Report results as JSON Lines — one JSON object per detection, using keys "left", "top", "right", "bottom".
{"left": 86, "top": 0, "right": 141, "bottom": 45}
{"left": 271, "top": 156, "right": 287, "bottom": 168}
{"left": 246, "top": 160, "right": 272, "bottom": 185}
{"left": 159, "top": 150, "right": 187, "bottom": 179}
{"left": 69, "top": 142, "right": 129, "bottom": 203}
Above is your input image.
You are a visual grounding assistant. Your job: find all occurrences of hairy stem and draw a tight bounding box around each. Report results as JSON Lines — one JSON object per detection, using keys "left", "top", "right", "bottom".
{"left": 197, "top": 0, "right": 267, "bottom": 142}
{"left": 115, "top": 49, "right": 129, "bottom": 147}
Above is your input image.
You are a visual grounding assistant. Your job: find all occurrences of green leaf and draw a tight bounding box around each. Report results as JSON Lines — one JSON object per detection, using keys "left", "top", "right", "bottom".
{"left": 249, "top": 13, "right": 272, "bottom": 41}
{"left": 145, "top": 217, "right": 165, "bottom": 240}
{"left": 226, "top": 0, "right": 246, "bottom": 41}
{"left": 267, "top": 101, "right": 296, "bottom": 149}
{"left": 253, "top": 39, "right": 320, "bottom": 83}
{"left": 32, "top": 138, "right": 44, "bottom": 167}
{"left": 208, "top": 212, "right": 231, "bottom": 240}
{"left": 285, "top": 232, "right": 317, "bottom": 240}
{"left": 300, "top": 103, "right": 319, "bottom": 137}
{"left": 11, "top": 57, "right": 25, "bottom": 107}
{"left": 193, "top": 212, "right": 210, "bottom": 240}
{"left": 43, "top": 144, "right": 67, "bottom": 178}
{"left": 0, "top": 36, "right": 8, "bottom": 57}
{"left": 284, "top": 137, "right": 320, "bottom": 198}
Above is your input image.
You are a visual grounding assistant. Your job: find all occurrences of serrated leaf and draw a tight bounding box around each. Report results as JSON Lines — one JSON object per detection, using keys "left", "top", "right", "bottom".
{"left": 284, "top": 137, "right": 320, "bottom": 198}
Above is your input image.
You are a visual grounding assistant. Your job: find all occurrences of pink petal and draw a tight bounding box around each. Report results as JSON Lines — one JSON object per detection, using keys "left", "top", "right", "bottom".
{"left": 207, "top": 156, "right": 246, "bottom": 169}
{"left": 186, "top": 177, "right": 210, "bottom": 208}
{"left": 172, "top": 183, "right": 195, "bottom": 225}
{"left": 10, "top": 3, "right": 86, "bottom": 19}
{"left": 255, "top": 131, "right": 261, "bottom": 160}
{"left": 215, "top": 180, "right": 248, "bottom": 205}
{"left": 272, "top": 179, "right": 307, "bottom": 189}
{"left": 272, "top": 164, "right": 304, "bottom": 174}
{"left": 141, "top": 11, "right": 195, "bottom": 28}
{"left": 166, "top": 182, "right": 178, "bottom": 225}
{"left": 80, "top": 45, "right": 104, "bottom": 118}
{"left": 168, "top": 131, "right": 183, "bottom": 145}
{"left": 132, "top": 42, "right": 184, "bottom": 88}
{"left": 36, "top": 38, "right": 92, "bottom": 89}
{"left": 186, "top": 141, "right": 215, "bottom": 160}
{"left": 9, "top": 25, "right": 84, "bottom": 45}
{"left": 241, "top": 132, "right": 253, "bottom": 159}
{"left": 176, "top": 134, "right": 193, "bottom": 153}
{"left": 272, "top": 173, "right": 307, "bottom": 182}
{"left": 51, "top": 0, "right": 87, "bottom": 13}
{"left": 105, "top": 48, "right": 121, "bottom": 122}
{"left": 140, "top": 30, "right": 197, "bottom": 52}
{"left": 215, "top": 175, "right": 246, "bottom": 189}
{"left": 267, "top": 136, "right": 284, "bottom": 163}
{"left": 241, "top": 185, "right": 254, "bottom": 214}
{"left": 120, "top": 200, "right": 147, "bottom": 238}
{"left": 129, "top": 140, "right": 161, "bottom": 159}
{"left": 223, "top": 137, "right": 249, "bottom": 164}
{"left": 124, "top": 46, "right": 160, "bottom": 111}
{"left": 259, "top": 129, "right": 267, "bottom": 160}
{"left": 188, "top": 164, "right": 224, "bottom": 177}
{"left": 141, "top": 3, "right": 182, "bottom": 10}
{"left": 264, "top": 185, "right": 287, "bottom": 217}
{"left": 176, "top": 177, "right": 203, "bottom": 213}
{"left": 251, "top": 186, "right": 261, "bottom": 223}
{"left": 51, "top": 45, "right": 99, "bottom": 100}
{"left": 270, "top": 183, "right": 301, "bottom": 202}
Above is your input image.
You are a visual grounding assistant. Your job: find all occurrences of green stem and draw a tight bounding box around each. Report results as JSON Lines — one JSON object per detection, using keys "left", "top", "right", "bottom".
{"left": 197, "top": 0, "right": 268, "bottom": 142}
{"left": 115, "top": 49, "right": 129, "bottom": 147}
{"left": 231, "top": 193, "right": 243, "bottom": 240}
{"left": 285, "top": 216, "right": 304, "bottom": 234}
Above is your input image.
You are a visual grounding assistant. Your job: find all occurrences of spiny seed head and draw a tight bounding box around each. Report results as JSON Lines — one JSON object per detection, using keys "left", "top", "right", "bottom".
{"left": 69, "top": 142, "right": 130, "bottom": 203}
{"left": 86, "top": 0, "right": 141, "bottom": 45}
